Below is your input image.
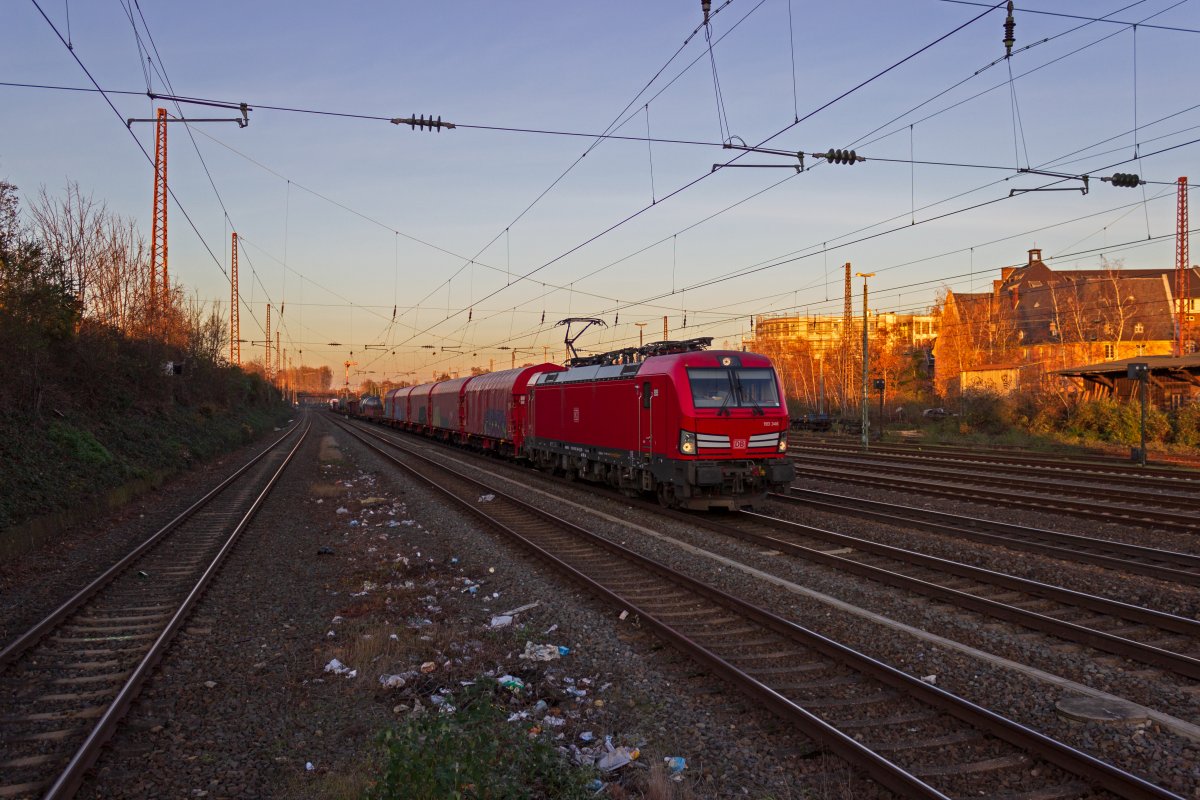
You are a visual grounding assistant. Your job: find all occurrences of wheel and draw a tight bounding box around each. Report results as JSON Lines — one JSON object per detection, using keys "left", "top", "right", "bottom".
{"left": 656, "top": 482, "right": 678, "bottom": 509}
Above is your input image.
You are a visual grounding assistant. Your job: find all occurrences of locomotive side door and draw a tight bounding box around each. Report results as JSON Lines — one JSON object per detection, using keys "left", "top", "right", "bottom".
{"left": 638, "top": 380, "right": 657, "bottom": 464}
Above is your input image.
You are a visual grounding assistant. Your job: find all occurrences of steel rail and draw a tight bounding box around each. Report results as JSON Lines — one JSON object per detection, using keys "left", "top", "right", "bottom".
{"left": 40, "top": 420, "right": 310, "bottom": 800}
{"left": 792, "top": 452, "right": 1200, "bottom": 510}
{"left": 788, "top": 440, "right": 1200, "bottom": 488}
{"left": 791, "top": 463, "right": 1200, "bottom": 532}
{"left": 789, "top": 436, "right": 1200, "bottom": 474}
{"left": 778, "top": 488, "right": 1200, "bottom": 587}
{"left": 337, "top": 418, "right": 1182, "bottom": 800}
{"left": 0, "top": 418, "right": 303, "bottom": 666}
{"left": 655, "top": 506, "right": 1200, "bottom": 679}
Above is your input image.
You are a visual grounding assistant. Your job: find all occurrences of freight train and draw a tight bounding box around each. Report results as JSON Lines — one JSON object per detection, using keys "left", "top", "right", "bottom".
{"left": 344, "top": 338, "right": 795, "bottom": 510}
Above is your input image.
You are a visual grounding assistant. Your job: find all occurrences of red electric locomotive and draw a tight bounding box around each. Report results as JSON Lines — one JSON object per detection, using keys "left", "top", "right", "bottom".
{"left": 367, "top": 340, "right": 792, "bottom": 510}
{"left": 524, "top": 338, "right": 793, "bottom": 510}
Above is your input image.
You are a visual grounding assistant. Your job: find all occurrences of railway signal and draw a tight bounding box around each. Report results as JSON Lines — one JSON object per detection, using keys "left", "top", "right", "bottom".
{"left": 1127, "top": 362, "right": 1149, "bottom": 466}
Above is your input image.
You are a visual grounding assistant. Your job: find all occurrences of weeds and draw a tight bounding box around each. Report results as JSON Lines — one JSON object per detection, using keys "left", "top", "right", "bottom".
{"left": 367, "top": 679, "right": 595, "bottom": 799}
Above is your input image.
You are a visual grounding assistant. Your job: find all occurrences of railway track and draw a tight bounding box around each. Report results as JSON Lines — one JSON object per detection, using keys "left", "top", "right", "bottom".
{"left": 779, "top": 488, "right": 1200, "bottom": 587}
{"left": 790, "top": 436, "right": 1200, "bottom": 474}
{"left": 658, "top": 505, "right": 1200, "bottom": 682}
{"left": 790, "top": 463, "right": 1200, "bottom": 533}
{"left": 790, "top": 451, "right": 1200, "bottom": 511}
{"left": 0, "top": 420, "right": 309, "bottom": 800}
{"left": 338, "top": 418, "right": 1182, "bottom": 800}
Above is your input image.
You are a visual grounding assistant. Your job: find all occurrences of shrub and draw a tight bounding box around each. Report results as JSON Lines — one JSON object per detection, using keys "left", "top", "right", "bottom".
{"left": 368, "top": 680, "right": 594, "bottom": 799}
{"left": 47, "top": 421, "right": 112, "bottom": 467}
{"left": 1169, "top": 404, "right": 1200, "bottom": 447}
{"left": 958, "top": 390, "right": 1015, "bottom": 435}
{"left": 1066, "top": 399, "right": 1169, "bottom": 445}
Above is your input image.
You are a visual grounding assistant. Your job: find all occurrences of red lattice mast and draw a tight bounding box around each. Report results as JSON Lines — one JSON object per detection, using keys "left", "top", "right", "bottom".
{"left": 148, "top": 107, "right": 168, "bottom": 331}
{"left": 230, "top": 232, "right": 240, "bottom": 364}
{"left": 1177, "top": 177, "right": 1190, "bottom": 357}
{"left": 265, "top": 303, "right": 272, "bottom": 376}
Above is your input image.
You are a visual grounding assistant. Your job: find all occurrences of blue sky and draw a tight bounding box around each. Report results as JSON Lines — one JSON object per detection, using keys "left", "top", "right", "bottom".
{"left": 4, "top": 0, "right": 1198, "bottom": 384}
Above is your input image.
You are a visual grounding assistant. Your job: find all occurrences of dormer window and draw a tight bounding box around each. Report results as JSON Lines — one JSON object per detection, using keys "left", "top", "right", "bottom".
{"left": 1134, "top": 322, "right": 1144, "bottom": 334}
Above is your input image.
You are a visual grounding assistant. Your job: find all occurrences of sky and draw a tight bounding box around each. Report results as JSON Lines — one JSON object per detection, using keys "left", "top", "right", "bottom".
{"left": 3, "top": 0, "right": 1198, "bottom": 387}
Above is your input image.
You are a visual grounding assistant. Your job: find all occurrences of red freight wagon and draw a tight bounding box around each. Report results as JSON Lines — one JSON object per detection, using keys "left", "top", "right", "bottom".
{"left": 526, "top": 346, "right": 793, "bottom": 509}
{"left": 429, "top": 377, "right": 473, "bottom": 439}
{"left": 359, "top": 394, "right": 383, "bottom": 420}
{"left": 383, "top": 385, "right": 414, "bottom": 425}
{"left": 409, "top": 382, "right": 439, "bottom": 430}
{"left": 462, "top": 363, "right": 563, "bottom": 454}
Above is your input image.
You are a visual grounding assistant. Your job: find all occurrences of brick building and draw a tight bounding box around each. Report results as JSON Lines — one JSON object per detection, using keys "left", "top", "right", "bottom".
{"left": 934, "top": 249, "right": 1199, "bottom": 397}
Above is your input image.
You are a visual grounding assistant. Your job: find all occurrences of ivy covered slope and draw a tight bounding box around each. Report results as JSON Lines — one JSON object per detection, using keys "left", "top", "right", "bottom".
{"left": 0, "top": 180, "right": 291, "bottom": 534}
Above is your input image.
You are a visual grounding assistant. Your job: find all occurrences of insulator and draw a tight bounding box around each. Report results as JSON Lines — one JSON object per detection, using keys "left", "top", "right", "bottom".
{"left": 468, "top": 307, "right": 473, "bottom": 321}
{"left": 1110, "top": 172, "right": 1141, "bottom": 188}
{"left": 1003, "top": 0, "right": 1015, "bottom": 57}
{"left": 824, "top": 149, "right": 859, "bottom": 165}
{"left": 540, "top": 310, "right": 545, "bottom": 324}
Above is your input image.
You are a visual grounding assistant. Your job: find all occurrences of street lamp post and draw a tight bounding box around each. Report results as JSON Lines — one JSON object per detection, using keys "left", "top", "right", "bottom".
{"left": 635, "top": 322, "right": 647, "bottom": 348}
{"left": 855, "top": 272, "right": 875, "bottom": 450}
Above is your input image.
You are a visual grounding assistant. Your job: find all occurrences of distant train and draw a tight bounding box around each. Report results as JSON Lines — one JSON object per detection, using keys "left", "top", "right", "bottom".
{"left": 345, "top": 338, "right": 795, "bottom": 510}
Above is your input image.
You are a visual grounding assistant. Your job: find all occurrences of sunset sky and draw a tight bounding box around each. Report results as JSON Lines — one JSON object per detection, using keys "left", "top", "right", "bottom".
{"left": 4, "top": 0, "right": 1197, "bottom": 385}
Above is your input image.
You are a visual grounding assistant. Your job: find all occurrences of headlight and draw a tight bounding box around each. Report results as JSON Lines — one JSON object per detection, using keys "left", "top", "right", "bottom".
{"left": 679, "top": 430, "right": 696, "bottom": 455}
{"left": 778, "top": 437, "right": 788, "bottom": 453}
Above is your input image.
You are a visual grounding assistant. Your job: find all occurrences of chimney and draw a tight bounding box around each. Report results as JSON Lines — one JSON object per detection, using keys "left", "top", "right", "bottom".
{"left": 1028, "top": 248, "right": 1042, "bottom": 265}
{"left": 1000, "top": 267, "right": 1016, "bottom": 281}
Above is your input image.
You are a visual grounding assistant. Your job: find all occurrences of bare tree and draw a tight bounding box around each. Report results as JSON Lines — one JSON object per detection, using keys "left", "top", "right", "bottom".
{"left": 29, "top": 183, "right": 151, "bottom": 334}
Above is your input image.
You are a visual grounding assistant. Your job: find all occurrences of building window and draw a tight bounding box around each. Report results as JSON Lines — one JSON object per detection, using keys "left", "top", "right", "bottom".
{"left": 1136, "top": 343, "right": 1146, "bottom": 356}
{"left": 1104, "top": 344, "right": 1116, "bottom": 360}
{"left": 1134, "top": 322, "right": 1144, "bottom": 334}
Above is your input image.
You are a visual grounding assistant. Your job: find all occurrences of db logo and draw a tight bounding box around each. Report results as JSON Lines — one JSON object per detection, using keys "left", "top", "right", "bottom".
{"left": 733, "top": 439, "right": 747, "bottom": 449}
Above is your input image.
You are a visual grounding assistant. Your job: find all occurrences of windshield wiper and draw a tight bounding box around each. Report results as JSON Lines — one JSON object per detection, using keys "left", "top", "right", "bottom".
{"left": 735, "top": 378, "right": 764, "bottom": 416}
{"left": 717, "top": 387, "right": 732, "bottom": 417}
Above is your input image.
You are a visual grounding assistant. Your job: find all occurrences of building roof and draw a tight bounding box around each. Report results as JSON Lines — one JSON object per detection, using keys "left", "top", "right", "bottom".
{"left": 946, "top": 249, "right": 1195, "bottom": 345}
{"left": 1055, "top": 353, "right": 1200, "bottom": 377}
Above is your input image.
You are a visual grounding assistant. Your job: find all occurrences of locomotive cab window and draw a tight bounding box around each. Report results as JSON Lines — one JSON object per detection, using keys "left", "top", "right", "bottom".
{"left": 734, "top": 369, "right": 781, "bottom": 407}
{"left": 687, "top": 368, "right": 779, "bottom": 409}
{"left": 687, "top": 369, "right": 735, "bottom": 408}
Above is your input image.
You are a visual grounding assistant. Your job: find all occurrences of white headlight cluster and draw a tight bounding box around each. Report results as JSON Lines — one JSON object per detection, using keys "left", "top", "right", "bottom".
{"left": 679, "top": 430, "right": 697, "bottom": 455}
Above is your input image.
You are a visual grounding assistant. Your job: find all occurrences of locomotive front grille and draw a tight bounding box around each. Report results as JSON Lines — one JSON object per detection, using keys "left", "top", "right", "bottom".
{"left": 696, "top": 433, "right": 731, "bottom": 450}
{"left": 747, "top": 432, "right": 779, "bottom": 449}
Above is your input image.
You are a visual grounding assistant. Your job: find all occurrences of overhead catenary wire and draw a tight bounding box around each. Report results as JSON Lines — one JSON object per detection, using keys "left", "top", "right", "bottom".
{"left": 935, "top": 0, "right": 1200, "bottom": 34}
{"left": 358, "top": 1, "right": 1010, "bottom": 374}
{"left": 21, "top": 2, "right": 1190, "bottom": 376}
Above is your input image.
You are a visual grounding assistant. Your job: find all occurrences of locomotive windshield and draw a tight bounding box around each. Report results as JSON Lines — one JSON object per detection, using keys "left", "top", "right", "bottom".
{"left": 687, "top": 368, "right": 781, "bottom": 409}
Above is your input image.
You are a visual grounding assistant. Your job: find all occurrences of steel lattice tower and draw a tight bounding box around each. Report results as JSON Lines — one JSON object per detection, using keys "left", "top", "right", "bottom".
{"left": 148, "top": 108, "right": 169, "bottom": 329}
{"left": 230, "top": 232, "right": 240, "bottom": 364}
{"left": 1177, "top": 177, "right": 1191, "bottom": 356}
{"left": 842, "top": 263, "right": 853, "bottom": 410}
{"left": 265, "top": 304, "right": 272, "bottom": 376}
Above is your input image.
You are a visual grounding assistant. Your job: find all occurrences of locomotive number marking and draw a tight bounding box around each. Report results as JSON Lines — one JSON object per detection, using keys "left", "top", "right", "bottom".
{"left": 573, "top": 407, "right": 580, "bottom": 423}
